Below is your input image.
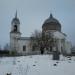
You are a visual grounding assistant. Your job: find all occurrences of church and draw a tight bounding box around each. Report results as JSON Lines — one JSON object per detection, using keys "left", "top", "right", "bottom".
{"left": 10, "top": 12, "right": 72, "bottom": 55}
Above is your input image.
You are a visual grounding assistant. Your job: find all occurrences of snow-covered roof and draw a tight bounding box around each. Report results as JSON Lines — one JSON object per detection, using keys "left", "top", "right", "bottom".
{"left": 53, "top": 31, "right": 66, "bottom": 39}
{"left": 18, "top": 37, "right": 30, "bottom": 40}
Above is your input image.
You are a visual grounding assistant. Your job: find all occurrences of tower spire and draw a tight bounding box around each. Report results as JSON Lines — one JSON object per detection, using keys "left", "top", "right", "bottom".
{"left": 15, "top": 10, "right": 17, "bottom": 18}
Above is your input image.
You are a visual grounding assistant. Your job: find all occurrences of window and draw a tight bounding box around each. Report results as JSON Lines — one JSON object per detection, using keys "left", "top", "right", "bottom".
{"left": 14, "top": 25, "right": 17, "bottom": 32}
{"left": 50, "top": 46, "right": 52, "bottom": 52}
{"left": 23, "top": 45, "right": 26, "bottom": 51}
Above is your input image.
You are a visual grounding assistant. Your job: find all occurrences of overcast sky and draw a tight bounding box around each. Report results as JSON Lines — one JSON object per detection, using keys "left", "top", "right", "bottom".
{"left": 0, "top": 0, "right": 75, "bottom": 47}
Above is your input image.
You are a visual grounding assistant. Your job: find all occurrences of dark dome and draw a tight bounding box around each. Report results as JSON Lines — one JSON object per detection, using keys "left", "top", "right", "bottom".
{"left": 11, "top": 11, "right": 20, "bottom": 25}
{"left": 12, "top": 17, "right": 20, "bottom": 24}
{"left": 42, "top": 14, "right": 61, "bottom": 32}
{"left": 44, "top": 15, "right": 60, "bottom": 24}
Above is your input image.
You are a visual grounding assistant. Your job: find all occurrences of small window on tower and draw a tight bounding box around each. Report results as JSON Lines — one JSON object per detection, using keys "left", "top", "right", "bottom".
{"left": 14, "top": 25, "right": 17, "bottom": 32}
{"left": 23, "top": 45, "right": 26, "bottom": 51}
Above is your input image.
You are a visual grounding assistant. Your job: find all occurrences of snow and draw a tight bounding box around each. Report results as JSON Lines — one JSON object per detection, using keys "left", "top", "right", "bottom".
{"left": 53, "top": 31, "right": 65, "bottom": 39}
{"left": 0, "top": 55, "right": 75, "bottom": 75}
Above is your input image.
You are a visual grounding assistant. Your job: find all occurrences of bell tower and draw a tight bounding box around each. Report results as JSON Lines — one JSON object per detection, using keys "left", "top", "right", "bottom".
{"left": 10, "top": 11, "right": 21, "bottom": 51}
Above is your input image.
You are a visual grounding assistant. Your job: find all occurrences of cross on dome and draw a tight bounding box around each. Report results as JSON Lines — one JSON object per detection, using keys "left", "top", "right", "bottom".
{"left": 50, "top": 13, "right": 53, "bottom": 19}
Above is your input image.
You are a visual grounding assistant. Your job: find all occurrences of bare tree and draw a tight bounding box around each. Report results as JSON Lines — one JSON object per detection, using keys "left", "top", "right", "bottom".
{"left": 30, "top": 30, "right": 54, "bottom": 53}
{"left": 30, "top": 30, "right": 42, "bottom": 51}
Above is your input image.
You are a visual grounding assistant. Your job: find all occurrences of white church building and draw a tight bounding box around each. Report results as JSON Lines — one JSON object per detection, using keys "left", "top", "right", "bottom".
{"left": 10, "top": 12, "right": 72, "bottom": 55}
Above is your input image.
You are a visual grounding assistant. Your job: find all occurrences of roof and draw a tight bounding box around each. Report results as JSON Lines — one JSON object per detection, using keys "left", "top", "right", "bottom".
{"left": 11, "top": 11, "right": 20, "bottom": 24}
{"left": 44, "top": 13, "right": 60, "bottom": 24}
{"left": 53, "top": 31, "right": 66, "bottom": 39}
{"left": 18, "top": 37, "right": 30, "bottom": 40}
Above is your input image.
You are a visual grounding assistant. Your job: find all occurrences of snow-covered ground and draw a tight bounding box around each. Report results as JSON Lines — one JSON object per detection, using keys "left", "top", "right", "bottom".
{"left": 0, "top": 55, "right": 75, "bottom": 75}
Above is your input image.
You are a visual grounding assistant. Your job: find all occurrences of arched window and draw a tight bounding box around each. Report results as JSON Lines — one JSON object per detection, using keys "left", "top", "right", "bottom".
{"left": 14, "top": 25, "right": 17, "bottom": 32}
{"left": 23, "top": 45, "right": 26, "bottom": 51}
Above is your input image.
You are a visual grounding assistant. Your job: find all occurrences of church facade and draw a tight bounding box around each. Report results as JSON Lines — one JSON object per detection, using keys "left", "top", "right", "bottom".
{"left": 10, "top": 12, "right": 72, "bottom": 55}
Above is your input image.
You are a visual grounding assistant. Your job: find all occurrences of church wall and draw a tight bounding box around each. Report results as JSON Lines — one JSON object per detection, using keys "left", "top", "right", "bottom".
{"left": 52, "top": 31, "right": 67, "bottom": 54}
{"left": 10, "top": 32, "right": 21, "bottom": 51}
{"left": 65, "top": 41, "right": 72, "bottom": 55}
{"left": 17, "top": 39, "right": 31, "bottom": 54}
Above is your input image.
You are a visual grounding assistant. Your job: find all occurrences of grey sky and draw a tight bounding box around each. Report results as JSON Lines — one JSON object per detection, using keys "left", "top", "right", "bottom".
{"left": 0, "top": 0, "right": 75, "bottom": 47}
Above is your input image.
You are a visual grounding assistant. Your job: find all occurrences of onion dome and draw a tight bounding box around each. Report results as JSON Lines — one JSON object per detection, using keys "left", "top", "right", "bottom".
{"left": 42, "top": 13, "right": 61, "bottom": 32}
{"left": 11, "top": 11, "right": 20, "bottom": 25}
